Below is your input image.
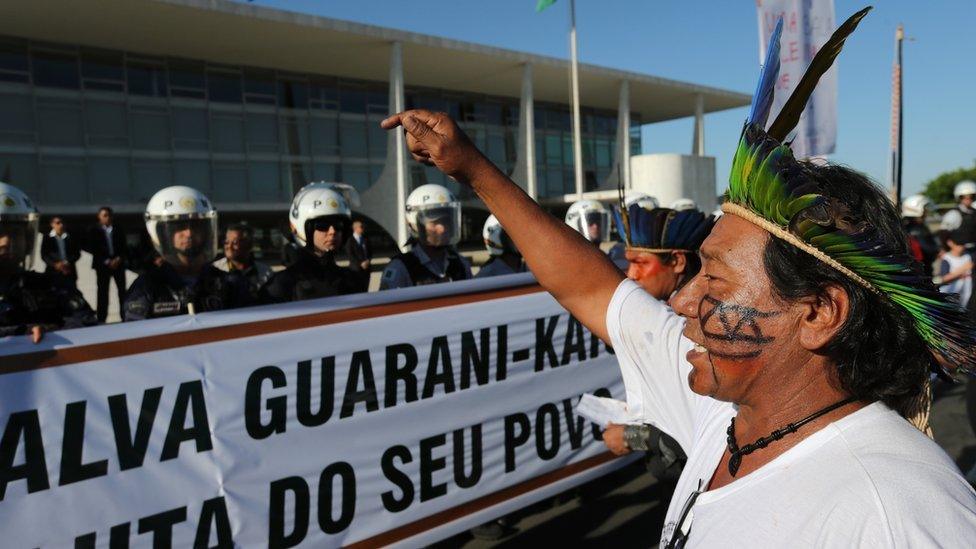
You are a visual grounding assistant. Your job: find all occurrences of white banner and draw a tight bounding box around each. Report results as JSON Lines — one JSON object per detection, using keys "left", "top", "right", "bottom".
{"left": 0, "top": 274, "right": 633, "bottom": 548}
{"left": 756, "top": 0, "right": 837, "bottom": 157}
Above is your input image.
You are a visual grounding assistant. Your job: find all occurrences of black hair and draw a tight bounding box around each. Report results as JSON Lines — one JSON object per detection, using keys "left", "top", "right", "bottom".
{"left": 98, "top": 206, "right": 113, "bottom": 215}
{"left": 761, "top": 162, "right": 928, "bottom": 413}
{"left": 226, "top": 223, "right": 252, "bottom": 241}
{"left": 657, "top": 251, "right": 702, "bottom": 291}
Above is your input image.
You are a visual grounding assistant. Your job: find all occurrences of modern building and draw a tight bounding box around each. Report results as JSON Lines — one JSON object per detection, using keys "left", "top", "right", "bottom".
{"left": 0, "top": 0, "right": 749, "bottom": 257}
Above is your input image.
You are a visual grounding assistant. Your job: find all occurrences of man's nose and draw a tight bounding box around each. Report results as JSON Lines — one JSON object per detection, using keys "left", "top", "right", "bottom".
{"left": 671, "top": 274, "right": 705, "bottom": 318}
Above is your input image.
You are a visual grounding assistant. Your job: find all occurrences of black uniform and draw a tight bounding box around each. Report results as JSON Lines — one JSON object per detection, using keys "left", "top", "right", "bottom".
{"left": 0, "top": 271, "right": 96, "bottom": 336}
{"left": 261, "top": 250, "right": 368, "bottom": 303}
{"left": 393, "top": 248, "right": 470, "bottom": 286}
{"left": 122, "top": 263, "right": 249, "bottom": 321}
{"left": 951, "top": 206, "right": 976, "bottom": 248}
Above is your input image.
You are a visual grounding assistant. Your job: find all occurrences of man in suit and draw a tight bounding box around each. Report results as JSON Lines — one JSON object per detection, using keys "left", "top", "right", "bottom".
{"left": 87, "top": 206, "right": 128, "bottom": 323}
{"left": 344, "top": 220, "right": 372, "bottom": 273}
{"left": 40, "top": 216, "right": 81, "bottom": 289}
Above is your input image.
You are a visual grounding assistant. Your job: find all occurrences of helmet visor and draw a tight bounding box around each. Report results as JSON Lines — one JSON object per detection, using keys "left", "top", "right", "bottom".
{"left": 417, "top": 205, "right": 461, "bottom": 247}
{"left": 0, "top": 219, "right": 39, "bottom": 270}
{"left": 153, "top": 216, "right": 217, "bottom": 267}
{"left": 574, "top": 210, "right": 610, "bottom": 244}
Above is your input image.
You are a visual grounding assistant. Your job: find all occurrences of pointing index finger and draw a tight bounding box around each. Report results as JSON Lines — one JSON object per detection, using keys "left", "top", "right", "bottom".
{"left": 380, "top": 113, "right": 403, "bottom": 130}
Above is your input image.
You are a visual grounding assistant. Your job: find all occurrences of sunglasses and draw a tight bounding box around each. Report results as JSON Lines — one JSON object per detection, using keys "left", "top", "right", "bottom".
{"left": 664, "top": 480, "right": 704, "bottom": 549}
{"left": 311, "top": 219, "right": 347, "bottom": 232}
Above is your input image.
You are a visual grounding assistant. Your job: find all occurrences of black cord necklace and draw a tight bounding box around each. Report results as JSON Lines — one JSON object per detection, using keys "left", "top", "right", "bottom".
{"left": 725, "top": 396, "right": 858, "bottom": 477}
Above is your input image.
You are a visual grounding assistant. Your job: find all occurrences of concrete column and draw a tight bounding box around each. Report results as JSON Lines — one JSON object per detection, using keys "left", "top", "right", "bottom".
{"left": 511, "top": 63, "right": 537, "bottom": 199}
{"left": 361, "top": 41, "right": 409, "bottom": 249}
{"left": 692, "top": 94, "right": 705, "bottom": 156}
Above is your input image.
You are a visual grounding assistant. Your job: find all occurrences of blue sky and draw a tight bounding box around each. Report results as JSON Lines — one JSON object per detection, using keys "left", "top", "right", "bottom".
{"left": 249, "top": 0, "right": 975, "bottom": 196}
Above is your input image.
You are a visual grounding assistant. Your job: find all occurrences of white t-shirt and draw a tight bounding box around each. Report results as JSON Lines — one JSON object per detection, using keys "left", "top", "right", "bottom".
{"left": 605, "top": 279, "right": 976, "bottom": 547}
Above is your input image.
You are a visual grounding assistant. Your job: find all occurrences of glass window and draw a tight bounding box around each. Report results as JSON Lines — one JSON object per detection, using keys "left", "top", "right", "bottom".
{"left": 89, "top": 157, "right": 130, "bottom": 203}
{"left": 562, "top": 135, "right": 574, "bottom": 167}
{"left": 279, "top": 118, "right": 309, "bottom": 156}
{"left": 548, "top": 109, "right": 570, "bottom": 131}
{"left": 0, "top": 94, "right": 35, "bottom": 143}
{"left": 171, "top": 107, "right": 208, "bottom": 150}
{"left": 423, "top": 165, "right": 445, "bottom": 188}
{"left": 410, "top": 93, "right": 445, "bottom": 113}
{"left": 37, "top": 98, "right": 84, "bottom": 146}
{"left": 310, "top": 117, "right": 339, "bottom": 155}
{"left": 312, "top": 162, "right": 337, "bottom": 181}
{"left": 339, "top": 85, "right": 366, "bottom": 114}
{"left": 168, "top": 61, "right": 205, "bottom": 99}
{"left": 0, "top": 39, "right": 29, "bottom": 82}
{"left": 132, "top": 160, "right": 173, "bottom": 201}
{"left": 474, "top": 102, "right": 502, "bottom": 125}
{"left": 504, "top": 104, "right": 520, "bottom": 127}
{"left": 212, "top": 115, "right": 244, "bottom": 153}
{"left": 81, "top": 49, "right": 123, "bottom": 91}
{"left": 41, "top": 160, "right": 87, "bottom": 203}
{"left": 278, "top": 78, "right": 308, "bottom": 110}
{"left": 0, "top": 154, "right": 39, "bottom": 195}
{"left": 544, "top": 134, "right": 561, "bottom": 165}
{"left": 32, "top": 50, "right": 80, "bottom": 89}
{"left": 127, "top": 61, "right": 167, "bottom": 97}
{"left": 246, "top": 113, "right": 278, "bottom": 153}
{"left": 342, "top": 166, "right": 371, "bottom": 192}
{"left": 212, "top": 163, "right": 246, "bottom": 202}
{"left": 129, "top": 109, "right": 170, "bottom": 150}
{"left": 207, "top": 71, "right": 242, "bottom": 103}
{"left": 339, "top": 120, "right": 367, "bottom": 157}
{"left": 309, "top": 78, "right": 338, "bottom": 110}
{"left": 248, "top": 161, "right": 280, "bottom": 201}
{"left": 367, "top": 123, "right": 387, "bottom": 159}
{"left": 86, "top": 101, "right": 128, "bottom": 146}
{"left": 244, "top": 70, "right": 276, "bottom": 105}
{"left": 174, "top": 159, "right": 210, "bottom": 193}
{"left": 596, "top": 138, "right": 611, "bottom": 168}
{"left": 367, "top": 89, "right": 388, "bottom": 115}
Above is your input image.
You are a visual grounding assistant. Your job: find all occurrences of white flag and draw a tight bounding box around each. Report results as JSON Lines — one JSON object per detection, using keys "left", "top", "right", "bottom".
{"left": 756, "top": 0, "right": 837, "bottom": 158}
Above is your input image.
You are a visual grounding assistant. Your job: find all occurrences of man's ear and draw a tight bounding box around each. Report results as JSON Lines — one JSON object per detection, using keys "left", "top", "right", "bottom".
{"left": 798, "top": 284, "right": 849, "bottom": 351}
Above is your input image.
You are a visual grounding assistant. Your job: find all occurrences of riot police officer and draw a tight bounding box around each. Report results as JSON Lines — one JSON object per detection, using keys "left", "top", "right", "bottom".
{"left": 940, "top": 180, "right": 976, "bottom": 248}
{"left": 123, "top": 186, "right": 247, "bottom": 321}
{"left": 262, "top": 183, "right": 368, "bottom": 302}
{"left": 565, "top": 199, "right": 611, "bottom": 247}
{"left": 380, "top": 184, "right": 472, "bottom": 289}
{"left": 901, "top": 194, "right": 938, "bottom": 278}
{"left": 0, "top": 182, "right": 95, "bottom": 340}
{"left": 475, "top": 214, "right": 525, "bottom": 278}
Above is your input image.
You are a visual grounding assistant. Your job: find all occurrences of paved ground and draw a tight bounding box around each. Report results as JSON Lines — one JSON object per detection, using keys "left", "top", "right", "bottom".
{"left": 434, "top": 381, "right": 976, "bottom": 548}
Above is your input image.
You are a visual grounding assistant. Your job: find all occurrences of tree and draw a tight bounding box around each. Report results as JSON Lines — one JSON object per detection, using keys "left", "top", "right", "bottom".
{"left": 922, "top": 165, "right": 976, "bottom": 205}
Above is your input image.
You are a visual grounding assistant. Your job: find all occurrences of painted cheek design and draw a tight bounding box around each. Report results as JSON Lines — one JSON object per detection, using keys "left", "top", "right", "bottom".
{"left": 699, "top": 295, "right": 780, "bottom": 359}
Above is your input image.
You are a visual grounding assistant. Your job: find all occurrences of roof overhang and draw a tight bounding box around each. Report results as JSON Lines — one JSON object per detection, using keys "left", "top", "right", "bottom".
{"left": 0, "top": 0, "right": 750, "bottom": 122}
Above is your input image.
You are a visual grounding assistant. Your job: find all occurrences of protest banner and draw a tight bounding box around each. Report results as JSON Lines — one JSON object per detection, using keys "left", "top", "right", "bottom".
{"left": 756, "top": 0, "right": 837, "bottom": 158}
{"left": 0, "top": 273, "right": 632, "bottom": 547}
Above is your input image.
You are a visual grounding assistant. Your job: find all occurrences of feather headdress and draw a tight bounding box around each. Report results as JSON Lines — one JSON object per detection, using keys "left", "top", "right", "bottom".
{"left": 612, "top": 205, "right": 713, "bottom": 255}
{"left": 725, "top": 7, "right": 976, "bottom": 376}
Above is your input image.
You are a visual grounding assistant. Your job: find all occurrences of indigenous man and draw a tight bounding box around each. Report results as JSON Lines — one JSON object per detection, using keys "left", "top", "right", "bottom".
{"left": 381, "top": 9, "right": 976, "bottom": 545}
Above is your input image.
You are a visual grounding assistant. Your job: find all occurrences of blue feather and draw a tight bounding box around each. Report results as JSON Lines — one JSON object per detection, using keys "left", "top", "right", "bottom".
{"left": 748, "top": 17, "right": 783, "bottom": 129}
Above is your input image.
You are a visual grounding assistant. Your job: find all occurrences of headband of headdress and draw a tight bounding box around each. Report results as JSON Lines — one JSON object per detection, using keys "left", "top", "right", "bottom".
{"left": 612, "top": 205, "right": 713, "bottom": 255}
{"left": 725, "top": 6, "right": 976, "bottom": 377}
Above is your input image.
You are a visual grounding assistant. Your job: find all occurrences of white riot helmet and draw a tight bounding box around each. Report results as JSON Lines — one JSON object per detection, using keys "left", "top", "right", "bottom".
{"left": 565, "top": 199, "right": 610, "bottom": 244}
{"left": 0, "top": 182, "right": 40, "bottom": 270}
{"left": 901, "top": 194, "right": 933, "bottom": 219}
{"left": 406, "top": 184, "right": 462, "bottom": 247}
{"left": 670, "top": 198, "right": 697, "bottom": 211}
{"left": 145, "top": 185, "right": 218, "bottom": 267}
{"left": 624, "top": 191, "right": 660, "bottom": 210}
{"left": 482, "top": 214, "right": 519, "bottom": 257}
{"left": 289, "top": 185, "right": 352, "bottom": 249}
{"left": 954, "top": 180, "right": 976, "bottom": 199}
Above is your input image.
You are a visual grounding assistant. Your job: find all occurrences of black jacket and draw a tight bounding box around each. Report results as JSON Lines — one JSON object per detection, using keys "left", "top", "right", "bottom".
{"left": 262, "top": 250, "right": 368, "bottom": 303}
{"left": 86, "top": 224, "right": 128, "bottom": 270}
{"left": 0, "top": 270, "right": 96, "bottom": 336}
{"left": 122, "top": 263, "right": 250, "bottom": 321}
{"left": 344, "top": 234, "right": 372, "bottom": 272}
{"left": 41, "top": 232, "right": 82, "bottom": 277}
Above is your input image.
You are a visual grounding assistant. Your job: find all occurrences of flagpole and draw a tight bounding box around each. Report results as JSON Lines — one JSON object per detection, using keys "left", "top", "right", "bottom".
{"left": 889, "top": 24, "right": 904, "bottom": 207}
{"left": 568, "top": 0, "right": 584, "bottom": 199}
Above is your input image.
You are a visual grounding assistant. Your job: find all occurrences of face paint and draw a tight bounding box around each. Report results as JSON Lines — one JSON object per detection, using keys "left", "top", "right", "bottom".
{"left": 698, "top": 294, "right": 780, "bottom": 359}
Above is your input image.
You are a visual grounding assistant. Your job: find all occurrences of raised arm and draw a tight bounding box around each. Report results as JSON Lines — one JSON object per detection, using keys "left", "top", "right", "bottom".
{"left": 381, "top": 110, "right": 624, "bottom": 342}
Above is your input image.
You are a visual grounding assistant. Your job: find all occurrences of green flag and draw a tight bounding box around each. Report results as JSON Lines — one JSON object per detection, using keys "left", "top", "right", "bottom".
{"left": 536, "top": 0, "right": 557, "bottom": 12}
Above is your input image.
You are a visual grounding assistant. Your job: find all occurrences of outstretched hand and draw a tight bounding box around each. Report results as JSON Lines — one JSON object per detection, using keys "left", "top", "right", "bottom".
{"left": 380, "top": 110, "right": 491, "bottom": 184}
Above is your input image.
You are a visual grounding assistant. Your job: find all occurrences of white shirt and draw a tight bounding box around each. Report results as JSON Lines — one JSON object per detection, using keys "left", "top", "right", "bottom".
{"left": 48, "top": 230, "right": 68, "bottom": 261}
{"left": 102, "top": 224, "right": 115, "bottom": 258}
{"left": 380, "top": 246, "right": 472, "bottom": 290}
{"left": 939, "top": 253, "right": 973, "bottom": 307}
{"left": 605, "top": 279, "right": 976, "bottom": 547}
